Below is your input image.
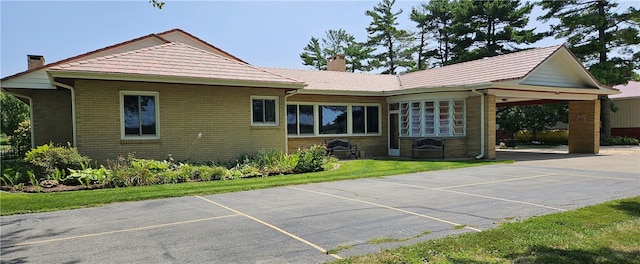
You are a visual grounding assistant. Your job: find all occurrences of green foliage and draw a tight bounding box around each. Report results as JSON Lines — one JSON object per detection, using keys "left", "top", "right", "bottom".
{"left": 24, "top": 143, "right": 90, "bottom": 179}
{"left": 365, "top": 0, "right": 415, "bottom": 74}
{"left": 497, "top": 103, "right": 568, "bottom": 141}
{"left": 66, "top": 166, "right": 111, "bottom": 187}
{"left": 295, "top": 144, "right": 329, "bottom": 173}
{"left": 0, "top": 160, "right": 30, "bottom": 186}
{"left": 7, "top": 120, "right": 31, "bottom": 157}
{"left": 300, "top": 29, "right": 376, "bottom": 72}
{"left": 448, "top": 0, "right": 542, "bottom": 64}
{"left": 539, "top": 0, "right": 639, "bottom": 86}
{"left": 0, "top": 92, "right": 29, "bottom": 138}
{"left": 607, "top": 136, "right": 640, "bottom": 146}
{"left": 300, "top": 37, "right": 326, "bottom": 70}
{"left": 515, "top": 130, "right": 569, "bottom": 145}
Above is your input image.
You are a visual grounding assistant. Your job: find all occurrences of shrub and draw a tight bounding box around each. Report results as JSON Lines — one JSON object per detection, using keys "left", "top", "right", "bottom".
{"left": 515, "top": 130, "right": 568, "bottom": 145}
{"left": 8, "top": 120, "right": 31, "bottom": 157}
{"left": 190, "top": 165, "right": 227, "bottom": 181}
{"left": 65, "top": 166, "right": 111, "bottom": 187}
{"left": 607, "top": 136, "right": 639, "bottom": 145}
{"left": 24, "top": 143, "right": 90, "bottom": 179}
{"left": 294, "top": 144, "right": 328, "bottom": 173}
{"left": 0, "top": 160, "right": 31, "bottom": 186}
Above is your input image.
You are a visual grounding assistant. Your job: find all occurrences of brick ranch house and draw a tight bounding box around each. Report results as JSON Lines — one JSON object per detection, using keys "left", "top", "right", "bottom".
{"left": 1, "top": 29, "right": 618, "bottom": 164}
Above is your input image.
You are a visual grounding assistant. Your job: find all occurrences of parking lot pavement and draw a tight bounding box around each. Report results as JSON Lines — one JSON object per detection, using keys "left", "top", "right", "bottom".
{"left": 1, "top": 147, "right": 639, "bottom": 263}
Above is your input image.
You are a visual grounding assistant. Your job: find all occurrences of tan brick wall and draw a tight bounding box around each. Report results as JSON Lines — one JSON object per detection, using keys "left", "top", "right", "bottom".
{"left": 8, "top": 88, "right": 73, "bottom": 146}
{"left": 74, "top": 80, "right": 287, "bottom": 164}
{"left": 464, "top": 94, "right": 495, "bottom": 159}
{"left": 569, "top": 100, "right": 600, "bottom": 154}
{"left": 399, "top": 137, "right": 467, "bottom": 159}
{"left": 286, "top": 94, "right": 388, "bottom": 157}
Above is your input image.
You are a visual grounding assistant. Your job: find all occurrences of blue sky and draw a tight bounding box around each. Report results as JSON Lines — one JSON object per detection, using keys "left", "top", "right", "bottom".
{"left": 1, "top": 0, "right": 625, "bottom": 78}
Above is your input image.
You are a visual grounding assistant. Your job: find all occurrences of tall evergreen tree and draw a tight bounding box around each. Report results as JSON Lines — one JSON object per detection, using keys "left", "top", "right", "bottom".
{"left": 365, "top": 0, "right": 415, "bottom": 74}
{"left": 300, "top": 30, "right": 375, "bottom": 72}
{"left": 451, "top": 0, "right": 542, "bottom": 63}
{"left": 300, "top": 37, "right": 326, "bottom": 70}
{"left": 410, "top": 0, "right": 456, "bottom": 67}
{"left": 539, "top": 0, "right": 640, "bottom": 141}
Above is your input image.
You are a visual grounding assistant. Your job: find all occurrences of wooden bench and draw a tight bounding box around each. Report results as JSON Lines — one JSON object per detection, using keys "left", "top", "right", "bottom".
{"left": 412, "top": 138, "right": 444, "bottom": 159}
{"left": 325, "top": 139, "right": 358, "bottom": 159}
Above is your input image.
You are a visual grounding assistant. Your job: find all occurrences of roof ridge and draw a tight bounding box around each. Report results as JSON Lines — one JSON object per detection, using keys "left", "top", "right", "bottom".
{"left": 156, "top": 28, "right": 249, "bottom": 64}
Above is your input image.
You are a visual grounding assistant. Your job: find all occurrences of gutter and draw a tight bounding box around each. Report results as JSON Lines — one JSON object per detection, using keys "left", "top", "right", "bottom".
{"left": 51, "top": 81, "right": 77, "bottom": 147}
{"left": 471, "top": 89, "right": 485, "bottom": 159}
{"left": 1, "top": 89, "right": 35, "bottom": 149}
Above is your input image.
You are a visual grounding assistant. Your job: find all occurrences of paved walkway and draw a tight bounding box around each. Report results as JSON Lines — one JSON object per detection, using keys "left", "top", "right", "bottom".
{"left": 1, "top": 146, "right": 639, "bottom": 263}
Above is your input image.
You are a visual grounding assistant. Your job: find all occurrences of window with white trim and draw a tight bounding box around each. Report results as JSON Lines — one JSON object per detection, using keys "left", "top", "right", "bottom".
{"left": 251, "top": 96, "right": 278, "bottom": 126}
{"left": 287, "top": 104, "right": 314, "bottom": 135}
{"left": 400, "top": 99, "right": 465, "bottom": 137}
{"left": 286, "top": 103, "right": 381, "bottom": 136}
{"left": 120, "top": 91, "right": 159, "bottom": 139}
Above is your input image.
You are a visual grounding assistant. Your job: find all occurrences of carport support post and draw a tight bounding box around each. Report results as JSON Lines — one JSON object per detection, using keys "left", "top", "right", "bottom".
{"left": 568, "top": 100, "right": 600, "bottom": 154}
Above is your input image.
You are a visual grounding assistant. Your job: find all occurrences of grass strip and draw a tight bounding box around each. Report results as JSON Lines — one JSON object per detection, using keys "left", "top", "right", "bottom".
{"left": 0, "top": 159, "right": 508, "bottom": 215}
{"left": 335, "top": 196, "right": 640, "bottom": 264}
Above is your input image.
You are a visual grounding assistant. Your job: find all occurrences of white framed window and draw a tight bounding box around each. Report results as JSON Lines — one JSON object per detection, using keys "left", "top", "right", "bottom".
{"left": 399, "top": 99, "right": 465, "bottom": 137}
{"left": 251, "top": 96, "right": 279, "bottom": 126}
{"left": 286, "top": 103, "right": 381, "bottom": 137}
{"left": 120, "top": 91, "right": 160, "bottom": 140}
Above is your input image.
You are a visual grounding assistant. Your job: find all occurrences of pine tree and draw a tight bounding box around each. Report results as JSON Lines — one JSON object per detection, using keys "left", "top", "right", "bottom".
{"left": 451, "top": 0, "right": 542, "bottom": 63}
{"left": 300, "top": 30, "right": 375, "bottom": 72}
{"left": 365, "top": 0, "right": 415, "bottom": 74}
{"left": 300, "top": 37, "right": 326, "bottom": 70}
{"left": 539, "top": 0, "right": 640, "bottom": 141}
{"left": 410, "top": 0, "right": 456, "bottom": 68}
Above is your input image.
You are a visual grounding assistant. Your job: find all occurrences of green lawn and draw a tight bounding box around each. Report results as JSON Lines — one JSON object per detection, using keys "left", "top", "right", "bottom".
{"left": 335, "top": 196, "right": 640, "bottom": 264}
{"left": 0, "top": 159, "right": 507, "bottom": 215}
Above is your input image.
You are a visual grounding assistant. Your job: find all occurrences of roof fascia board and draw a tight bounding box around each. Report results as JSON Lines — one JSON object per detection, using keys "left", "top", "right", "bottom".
{"left": 47, "top": 70, "right": 306, "bottom": 90}
{"left": 487, "top": 88, "right": 598, "bottom": 101}
{"left": 294, "top": 89, "right": 383, "bottom": 97}
{"left": 383, "top": 83, "right": 492, "bottom": 96}
{"left": 490, "top": 82, "right": 619, "bottom": 95}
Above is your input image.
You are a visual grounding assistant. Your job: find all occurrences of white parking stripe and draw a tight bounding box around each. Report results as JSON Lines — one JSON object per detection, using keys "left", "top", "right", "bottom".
{"left": 288, "top": 186, "right": 482, "bottom": 232}
{"left": 365, "top": 179, "right": 567, "bottom": 212}
{"left": 4, "top": 214, "right": 239, "bottom": 248}
{"left": 194, "top": 196, "right": 342, "bottom": 260}
{"left": 434, "top": 173, "right": 556, "bottom": 190}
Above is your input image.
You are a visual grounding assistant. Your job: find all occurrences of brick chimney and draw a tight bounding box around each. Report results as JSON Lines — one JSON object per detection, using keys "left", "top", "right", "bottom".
{"left": 28, "top": 55, "right": 45, "bottom": 70}
{"left": 327, "top": 54, "right": 346, "bottom": 72}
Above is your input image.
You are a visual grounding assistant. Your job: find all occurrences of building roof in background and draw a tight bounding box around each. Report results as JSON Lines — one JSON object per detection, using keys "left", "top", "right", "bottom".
{"left": 611, "top": 81, "right": 640, "bottom": 99}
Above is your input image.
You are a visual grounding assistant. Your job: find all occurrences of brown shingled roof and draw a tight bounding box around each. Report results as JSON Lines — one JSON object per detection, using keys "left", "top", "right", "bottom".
{"left": 398, "top": 46, "right": 564, "bottom": 89}
{"left": 261, "top": 67, "right": 399, "bottom": 92}
{"left": 50, "top": 42, "right": 304, "bottom": 86}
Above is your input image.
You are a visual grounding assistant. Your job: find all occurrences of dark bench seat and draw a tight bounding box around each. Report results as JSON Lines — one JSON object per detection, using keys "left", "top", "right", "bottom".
{"left": 412, "top": 138, "right": 444, "bottom": 159}
{"left": 325, "top": 139, "right": 358, "bottom": 159}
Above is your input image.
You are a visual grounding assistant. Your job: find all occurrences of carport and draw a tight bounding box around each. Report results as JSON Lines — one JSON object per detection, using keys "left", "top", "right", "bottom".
{"left": 477, "top": 47, "right": 617, "bottom": 157}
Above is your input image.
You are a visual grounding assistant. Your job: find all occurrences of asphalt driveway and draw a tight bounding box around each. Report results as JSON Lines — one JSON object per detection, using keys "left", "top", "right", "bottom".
{"left": 1, "top": 146, "right": 639, "bottom": 263}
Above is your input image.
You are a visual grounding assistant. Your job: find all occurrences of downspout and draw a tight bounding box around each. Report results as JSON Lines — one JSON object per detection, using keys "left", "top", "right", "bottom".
{"left": 52, "top": 81, "right": 77, "bottom": 147}
{"left": 3, "top": 90, "right": 35, "bottom": 149}
{"left": 471, "top": 89, "right": 485, "bottom": 159}
{"left": 283, "top": 89, "right": 299, "bottom": 154}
